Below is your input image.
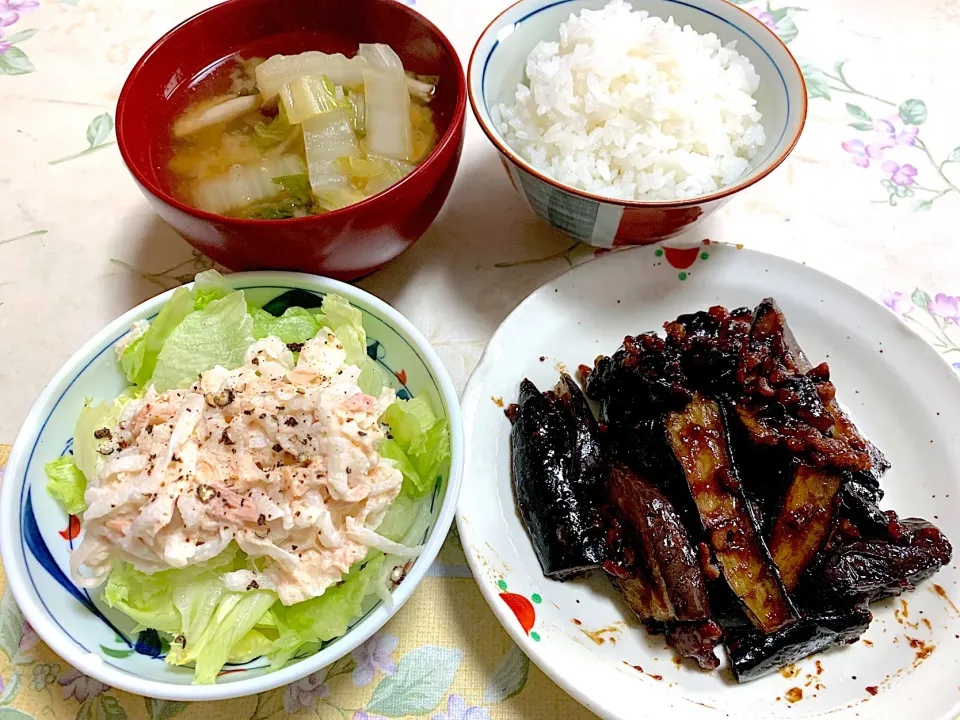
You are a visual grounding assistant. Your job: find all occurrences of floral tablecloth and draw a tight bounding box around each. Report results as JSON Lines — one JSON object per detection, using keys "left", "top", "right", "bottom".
{"left": 2, "top": 0, "right": 960, "bottom": 718}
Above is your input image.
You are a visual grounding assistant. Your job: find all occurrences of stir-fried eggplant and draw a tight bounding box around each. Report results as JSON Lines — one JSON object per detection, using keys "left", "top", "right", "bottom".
{"left": 664, "top": 620, "right": 724, "bottom": 670}
{"left": 509, "top": 377, "right": 604, "bottom": 579}
{"left": 816, "top": 518, "right": 952, "bottom": 602}
{"left": 607, "top": 568, "right": 676, "bottom": 623}
{"left": 665, "top": 394, "right": 797, "bottom": 634}
{"left": 727, "top": 601, "right": 872, "bottom": 682}
{"left": 508, "top": 297, "right": 951, "bottom": 683}
{"left": 606, "top": 464, "right": 711, "bottom": 621}
{"left": 769, "top": 464, "right": 843, "bottom": 590}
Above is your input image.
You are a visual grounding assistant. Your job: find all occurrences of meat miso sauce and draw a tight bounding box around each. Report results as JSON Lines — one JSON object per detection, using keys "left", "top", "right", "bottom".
{"left": 167, "top": 46, "right": 438, "bottom": 219}
{"left": 507, "top": 298, "right": 952, "bottom": 681}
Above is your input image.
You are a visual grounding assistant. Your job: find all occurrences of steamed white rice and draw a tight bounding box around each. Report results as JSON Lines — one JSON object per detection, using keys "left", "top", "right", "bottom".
{"left": 493, "top": 0, "right": 766, "bottom": 201}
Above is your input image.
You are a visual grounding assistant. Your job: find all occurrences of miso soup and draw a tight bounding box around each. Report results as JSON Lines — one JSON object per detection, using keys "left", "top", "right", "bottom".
{"left": 167, "top": 46, "right": 438, "bottom": 220}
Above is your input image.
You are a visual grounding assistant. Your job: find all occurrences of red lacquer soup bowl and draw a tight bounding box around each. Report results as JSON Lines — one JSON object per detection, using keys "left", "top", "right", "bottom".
{"left": 117, "top": 0, "right": 466, "bottom": 280}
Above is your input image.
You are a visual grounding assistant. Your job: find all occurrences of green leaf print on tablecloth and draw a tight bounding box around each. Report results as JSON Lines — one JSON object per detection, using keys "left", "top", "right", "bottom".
{"left": 50, "top": 114, "right": 116, "bottom": 165}
{"left": 0, "top": 671, "right": 22, "bottom": 707}
{"left": 366, "top": 646, "right": 464, "bottom": 717}
{"left": 75, "top": 695, "right": 127, "bottom": 720}
{"left": 0, "top": 709, "right": 34, "bottom": 720}
{"left": 143, "top": 698, "right": 188, "bottom": 720}
{"left": 482, "top": 645, "right": 530, "bottom": 703}
{"left": 0, "top": 592, "right": 24, "bottom": 667}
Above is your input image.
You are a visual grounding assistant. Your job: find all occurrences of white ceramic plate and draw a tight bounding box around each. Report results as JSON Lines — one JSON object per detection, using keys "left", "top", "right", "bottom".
{"left": 456, "top": 240, "right": 960, "bottom": 719}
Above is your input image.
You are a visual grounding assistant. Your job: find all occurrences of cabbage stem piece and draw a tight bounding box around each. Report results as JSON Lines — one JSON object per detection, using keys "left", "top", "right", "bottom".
{"left": 358, "top": 43, "right": 404, "bottom": 71}
{"left": 174, "top": 94, "right": 261, "bottom": 138}
{"left": 256, "top": 51, "right": 434, "bottom": 103}
{"left": 363, "top": 68, "right": 413, "bottom": 162}
{"left": 192, "top": 154, "right": 306, "bottom": 215}
{"left": 302, "top": 109, "right": 359, "bottom": 196}
{"left": 278, "top": 75, "right": 350, "bottom": 125}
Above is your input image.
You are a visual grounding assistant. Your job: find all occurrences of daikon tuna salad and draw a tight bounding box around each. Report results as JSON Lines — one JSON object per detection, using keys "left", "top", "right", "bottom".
{"left": 44, "top": 271, "right": 450, "bottom": 682}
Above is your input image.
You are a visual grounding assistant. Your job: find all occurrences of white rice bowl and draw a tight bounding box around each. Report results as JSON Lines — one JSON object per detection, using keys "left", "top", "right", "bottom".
{"left": 493, "top": 0, "right": 766, "bottom": 201}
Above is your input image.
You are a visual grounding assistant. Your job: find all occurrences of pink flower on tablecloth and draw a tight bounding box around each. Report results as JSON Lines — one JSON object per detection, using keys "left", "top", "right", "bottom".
{"left": 431, "top": 694, "right": 491, "bottom": 720}
{"left": 881, "top": 290, "right": 912, "bottom": 316}
{"left": 0, "top": 0, "right": 37, "bottom": 27}
{"left": 283, "top": 671, "right": 329, "bottom": 714}
{"left": 58, "top": 669, "right": 108, "bottom": 703}
{"left": 747, "top": 6, "right": 777, "bottom": 30}
{"left": 0, "top": 0, "right": 39, "bottom": 15}
{"left": 0, "top": 33, "right": 9, "bottom": 54}
{"left": 351, "top": 633, "right": 398, "bottom": 687}
{"left": 19, "top": 619, "right": 40, "bottom": 658}
{"left": 883, "top": 160, "right": 918, "bottom": 186}
{"left": 928, "top": 293, "right": 960, "bottom": 322}
{"left": 842, "top": 139, "right": 885, "bottom": 168}
{"left": 873, "top": 115, "right": 919, "bottom": 147}
{"left": 353, "top": 713, "right": 389, "bottom": 720}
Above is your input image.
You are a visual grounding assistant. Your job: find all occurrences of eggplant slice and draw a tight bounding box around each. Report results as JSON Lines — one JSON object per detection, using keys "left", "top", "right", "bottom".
{"left": 509, "top": 377, "right": 604, "bottom": 579}
{"left": 606, "top": 464, "right": 712, "bottom": 622}
{"left": 665, "top": 394, "right": 797, "bottom": 634}
{"left": 727, "top": 601, "right": 872, "bottom": 682}
{"left": 816, "top": 518, "right": 953, "bottom": 602}
{"left": 769, "top": 464, "right": 843, "bottom": 590}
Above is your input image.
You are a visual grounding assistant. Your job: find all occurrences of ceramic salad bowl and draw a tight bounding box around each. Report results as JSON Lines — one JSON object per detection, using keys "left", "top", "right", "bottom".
{"left": 0, "top": 272, "right": 464, "bottom": 701}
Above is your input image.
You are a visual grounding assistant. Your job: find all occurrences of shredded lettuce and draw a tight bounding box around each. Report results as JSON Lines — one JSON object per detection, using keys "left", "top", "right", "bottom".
{"left": 104, "top": 546, "right": 282, "bottom": 683}
{"left": 191, "top": 269, "right": 232, "bottom": 310}
{"left": 380, "top": 397, "right": 450, "bottom": 496}
{"left": 44, "top": 456, "right": 87, "bottom": 516}
{"left": 270, "top": 554, "right": 383, "bottom": 665}
{"left": 376, "top": 492, "right": 421, "bottom": 543}
{"left": 149, "top": 290, "right": 254, "bottom": 392}
{"left": 320, "top": 294, "right": 386, "bottom": 395}
{"left": 121, "top": 287, "right": 194, "bottom": 387}
{"left": 250, "top": 305, "right": 322, "bottom": 344}
{"left": 73, "top": 388, "right": 143, "bottom": 485}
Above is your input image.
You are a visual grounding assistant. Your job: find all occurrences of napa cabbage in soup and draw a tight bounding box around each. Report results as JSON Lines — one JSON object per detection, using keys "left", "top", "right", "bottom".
{"left": 167, "top": 46, "right": 438, "bottom": 220}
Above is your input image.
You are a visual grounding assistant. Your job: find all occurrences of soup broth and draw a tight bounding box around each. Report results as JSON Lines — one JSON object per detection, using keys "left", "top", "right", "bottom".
{"left": 167, "top": 48, "right": 438, "bottom": 220}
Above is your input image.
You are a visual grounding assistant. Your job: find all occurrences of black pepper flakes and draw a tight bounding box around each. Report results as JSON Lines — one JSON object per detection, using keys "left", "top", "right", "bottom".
{"left": 286, "top": 342, "right": 304, "bottom": 352}
{"left": 221, "top": 428, "right": 235, "bottom": 445}
{"left": 273, "top": 443, "right": 283, "bottom": 452}
{"left": 247, "top": 580, "right": 260, "bottom": 590}
{"left": 358, "top": 431, "right": 367, "bottom": 436}
{"left": 175, "top": 634, "right": 186, "bottom": 648}
{"left": 284, "top": 417, "right": 298, "bottom": 427}
{"left": 258, "top": 514, "right": 266, "bottom": 526}
{"left": 145, "top": 425, "right": 154, "bottom": 435}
